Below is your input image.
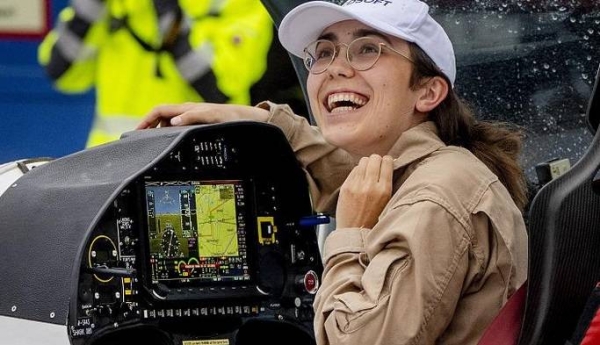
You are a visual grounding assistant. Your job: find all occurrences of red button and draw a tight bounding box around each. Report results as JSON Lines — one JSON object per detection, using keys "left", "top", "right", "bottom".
{"left": 304, "top": 270, "right": 319, "bottom": 294}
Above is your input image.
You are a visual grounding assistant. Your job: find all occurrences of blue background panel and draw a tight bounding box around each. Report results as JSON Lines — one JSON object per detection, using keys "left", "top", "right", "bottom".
{"left": 0, "top": 0, "right": 94, "bottom": 164}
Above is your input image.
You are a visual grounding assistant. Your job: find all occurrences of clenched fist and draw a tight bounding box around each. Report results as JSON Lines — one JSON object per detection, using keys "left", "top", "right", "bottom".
{"left": 335, "top": 154, "right": 394, "bottom": 229}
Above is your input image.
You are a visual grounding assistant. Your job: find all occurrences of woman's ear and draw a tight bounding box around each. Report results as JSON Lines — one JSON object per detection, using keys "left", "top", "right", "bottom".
{"left": 415, "top": 76, "right": 449, "bottom": 113}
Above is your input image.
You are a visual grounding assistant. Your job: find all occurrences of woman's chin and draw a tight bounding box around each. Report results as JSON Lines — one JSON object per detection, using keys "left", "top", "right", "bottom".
{"left": 323, "top": 130, "right": 360, "bottom": 151}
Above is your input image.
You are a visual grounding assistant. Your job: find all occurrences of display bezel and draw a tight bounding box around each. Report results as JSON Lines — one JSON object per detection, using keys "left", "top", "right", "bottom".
{"left": 138, "top": 178, "right": 259, "bottom": 294}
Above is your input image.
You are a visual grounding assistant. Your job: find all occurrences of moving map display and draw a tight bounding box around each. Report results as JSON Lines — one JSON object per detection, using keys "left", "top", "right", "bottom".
{"left": 145, "top": 180, "right": 250, "bottom": 286}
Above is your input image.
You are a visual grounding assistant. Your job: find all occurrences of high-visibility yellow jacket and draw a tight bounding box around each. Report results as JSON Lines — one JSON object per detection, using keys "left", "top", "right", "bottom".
{"left": 38, "top": 0, "right": 273, "bottom": 147}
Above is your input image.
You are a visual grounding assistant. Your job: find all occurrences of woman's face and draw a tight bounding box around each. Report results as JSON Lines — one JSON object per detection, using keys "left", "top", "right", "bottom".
{"left": 307, "top": 20, "right": 426, "bottom": 157}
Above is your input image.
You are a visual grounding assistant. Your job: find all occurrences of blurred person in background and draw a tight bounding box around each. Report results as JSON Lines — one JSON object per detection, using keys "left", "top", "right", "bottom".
{"left": 38, "top": 0, "right": 303, "bottom": 147}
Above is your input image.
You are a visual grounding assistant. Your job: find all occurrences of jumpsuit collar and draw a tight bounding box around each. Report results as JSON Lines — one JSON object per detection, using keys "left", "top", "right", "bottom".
{"left": 387, "top": 121, "right": 446, "bottom": 171}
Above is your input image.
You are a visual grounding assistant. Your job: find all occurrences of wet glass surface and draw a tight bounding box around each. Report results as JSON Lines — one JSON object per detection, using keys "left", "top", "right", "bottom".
{"left": 332, "top": 0, "right": 600, "bottom": 187}
{"left": 429, "top": 0, "right": 600, "bottom": 186}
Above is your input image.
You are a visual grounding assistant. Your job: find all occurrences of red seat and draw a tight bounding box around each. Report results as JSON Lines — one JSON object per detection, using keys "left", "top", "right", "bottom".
{"left": 478, "top": 283, "right": 527, "bottom": 345}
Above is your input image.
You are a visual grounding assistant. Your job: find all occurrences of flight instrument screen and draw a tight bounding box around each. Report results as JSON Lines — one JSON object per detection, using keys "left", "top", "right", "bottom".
{"left": 145, "top": 180, "right": 251, "bottom": 286}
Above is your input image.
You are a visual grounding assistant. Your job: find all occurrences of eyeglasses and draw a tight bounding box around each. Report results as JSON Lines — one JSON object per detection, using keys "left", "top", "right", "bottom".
{"left": 303, "top": 36, "right": 414, "bottom": 75}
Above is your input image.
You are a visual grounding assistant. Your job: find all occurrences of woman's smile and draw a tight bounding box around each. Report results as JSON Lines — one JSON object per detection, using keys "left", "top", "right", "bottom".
{"left": 326, "top": 92, "right": 368, "bottom": 113}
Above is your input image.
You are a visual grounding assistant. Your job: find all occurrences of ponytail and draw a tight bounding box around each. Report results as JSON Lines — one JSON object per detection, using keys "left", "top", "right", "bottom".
{"left": 408, "top": 43, "right": 528, "bottom": 211}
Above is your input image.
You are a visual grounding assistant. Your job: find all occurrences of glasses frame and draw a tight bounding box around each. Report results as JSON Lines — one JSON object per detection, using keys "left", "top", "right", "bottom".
{"left": 303, "top": 36, "right": 415, "bottom": 75}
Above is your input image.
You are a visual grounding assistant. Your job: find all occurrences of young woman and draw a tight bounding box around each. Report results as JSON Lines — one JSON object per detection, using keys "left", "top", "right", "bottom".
{"left": 137, "top": 1, "right": 528, "bottom": 344}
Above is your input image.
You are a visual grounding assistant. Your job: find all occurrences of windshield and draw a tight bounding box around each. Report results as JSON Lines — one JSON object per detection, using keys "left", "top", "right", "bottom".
{"left": 430, "top": 0, "right": 600, "bottom": 187}
{"left": 331, "top": 0, "right": 600, "bottom": 188}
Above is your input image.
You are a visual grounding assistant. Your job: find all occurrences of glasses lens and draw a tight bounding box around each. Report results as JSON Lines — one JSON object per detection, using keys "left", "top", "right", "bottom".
{"left": 304, "top": 40, "right": 336, "bottom": 74}
{"left": 348, "top": 37, "right": 382, "bottom": 71}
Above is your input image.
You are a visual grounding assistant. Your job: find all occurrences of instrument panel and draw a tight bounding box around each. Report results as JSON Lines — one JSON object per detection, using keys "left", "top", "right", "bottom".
{"left": 62, "top": 124, "right": 322, "bottom": 344}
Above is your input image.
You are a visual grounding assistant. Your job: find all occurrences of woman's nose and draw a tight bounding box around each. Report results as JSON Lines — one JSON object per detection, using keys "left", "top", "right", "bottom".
{"left": 327, "top": 46, "right": 355, "bottom": 78}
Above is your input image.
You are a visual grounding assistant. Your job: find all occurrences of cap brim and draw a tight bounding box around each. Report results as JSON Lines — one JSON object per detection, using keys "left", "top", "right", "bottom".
{"left": 278, "top": 1, "right": 416, "bottom": 59}
{"left": 279, "top": 2, "right": 353, "bottom": 58}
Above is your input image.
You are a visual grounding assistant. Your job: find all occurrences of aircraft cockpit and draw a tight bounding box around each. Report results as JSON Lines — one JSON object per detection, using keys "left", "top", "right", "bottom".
{"left": 0, "top": 122, "right": 323, "bottom": 345}
{"left": 1, "top": 0, "right": 600, "bottom": 344}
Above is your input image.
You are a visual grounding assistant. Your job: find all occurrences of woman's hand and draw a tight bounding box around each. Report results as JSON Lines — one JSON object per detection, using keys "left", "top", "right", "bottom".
{"left": 335, "top": 154, "right": 394, "bottom": 229}
{"left": 136, "top": 102, "right": 270, "bottom": 129}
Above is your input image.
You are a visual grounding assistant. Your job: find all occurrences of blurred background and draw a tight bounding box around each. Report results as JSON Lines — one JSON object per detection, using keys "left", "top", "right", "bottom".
{"left": 1, "top": 0, "right": 599, "bottom": 188}
{"left": 0, "top": 0, "right": 93, "bottom": 162}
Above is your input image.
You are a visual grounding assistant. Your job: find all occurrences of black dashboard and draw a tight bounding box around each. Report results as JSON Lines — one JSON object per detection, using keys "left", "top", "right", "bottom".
{"left": 0, "top": 122, "right": 323, "bottom": 345}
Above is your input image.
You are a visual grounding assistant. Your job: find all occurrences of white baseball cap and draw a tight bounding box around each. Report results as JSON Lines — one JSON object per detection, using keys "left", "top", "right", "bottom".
{"left": 278, "top": 0, "right": 456, "bottom": 86}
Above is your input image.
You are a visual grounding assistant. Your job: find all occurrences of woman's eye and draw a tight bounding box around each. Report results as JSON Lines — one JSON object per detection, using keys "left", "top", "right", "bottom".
{"left": 358, "top": 43, "right": 379, "bottom": 54}
{"left": 316, "top": 48, "right": 334, "bottom": 59}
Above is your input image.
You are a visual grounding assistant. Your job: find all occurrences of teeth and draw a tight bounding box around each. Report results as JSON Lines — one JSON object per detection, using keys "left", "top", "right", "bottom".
{"left": 327, "top": 93, "right": 367, "bottom": 112}
{"left": 331, "top": 106, "right": 356, "bottom": 114}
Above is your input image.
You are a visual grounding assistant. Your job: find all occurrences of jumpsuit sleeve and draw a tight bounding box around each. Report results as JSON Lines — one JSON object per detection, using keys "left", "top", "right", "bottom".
{"left": 38, "top": 0, "right": 110, "bottom": 93}
{"left": 257, "top": 101, "right": 357, "bottom": 214}
{"left": 314, "top": 200, "right": 471, "bottom": 345}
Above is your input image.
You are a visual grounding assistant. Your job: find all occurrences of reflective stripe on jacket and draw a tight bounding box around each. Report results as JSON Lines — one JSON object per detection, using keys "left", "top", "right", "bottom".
{"left": 39, "top": 0, "right": 273, "bottom": 147}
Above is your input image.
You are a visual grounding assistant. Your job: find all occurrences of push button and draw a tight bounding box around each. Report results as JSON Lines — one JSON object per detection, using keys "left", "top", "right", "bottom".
{"left": 303, "top": 270, "right": 319, "bottom": 294}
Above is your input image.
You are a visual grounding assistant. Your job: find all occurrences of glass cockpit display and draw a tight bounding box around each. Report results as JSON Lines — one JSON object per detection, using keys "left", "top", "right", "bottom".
{"left": 145, "top": 180, "right": 251, "bottom": 286}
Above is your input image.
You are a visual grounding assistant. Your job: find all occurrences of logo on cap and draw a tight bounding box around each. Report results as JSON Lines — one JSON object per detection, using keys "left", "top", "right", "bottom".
{"left": 344, "top": 0, "right": 393, "bottom": 6}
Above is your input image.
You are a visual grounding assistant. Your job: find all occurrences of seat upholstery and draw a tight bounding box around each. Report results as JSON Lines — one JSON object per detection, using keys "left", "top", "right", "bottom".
{"left": 518, "top": 65, "right": 600, "bottom": 345}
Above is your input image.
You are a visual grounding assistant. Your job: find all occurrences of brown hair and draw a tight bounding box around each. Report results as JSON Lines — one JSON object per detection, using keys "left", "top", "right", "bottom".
{"left": 408, "top": 43, "right": 528, "bottom": 211}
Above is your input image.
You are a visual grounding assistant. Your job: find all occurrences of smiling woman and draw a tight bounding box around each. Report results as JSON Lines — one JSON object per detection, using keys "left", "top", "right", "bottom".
{"left": 304, "top": 21, "right": 428, "bottom": 158}
{"left": 136, "top": 0, "right": 528, "bottom": 344}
